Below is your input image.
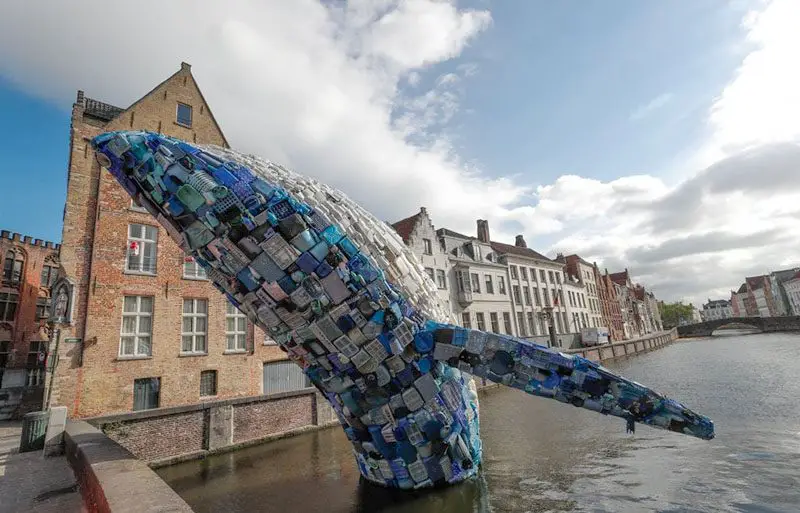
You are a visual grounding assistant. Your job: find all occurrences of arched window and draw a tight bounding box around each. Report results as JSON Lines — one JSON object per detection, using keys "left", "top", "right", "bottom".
{"left": 2, "top": 248, "right": 25, "bottom": 288}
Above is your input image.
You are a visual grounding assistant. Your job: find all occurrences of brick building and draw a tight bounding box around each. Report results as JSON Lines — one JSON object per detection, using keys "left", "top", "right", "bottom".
{"left": 0, "top": 231, "right": 60, "bottom": 418}
{"left": 0, "top": 232, "right": 60, "bottom": 382}
{"left": 48, "top": 63, "right": 304, "bottom": 418}
{"left": 595, "top": 267, "right": 624, "bottom": 341}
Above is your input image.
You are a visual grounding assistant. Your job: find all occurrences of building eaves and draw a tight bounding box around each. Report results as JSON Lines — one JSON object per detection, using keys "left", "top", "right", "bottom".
{"left": 436, "top": 228, "right": 474, "bottom": 240}
{"left": 489, "top": 240, "right": 553, "bottom": 263}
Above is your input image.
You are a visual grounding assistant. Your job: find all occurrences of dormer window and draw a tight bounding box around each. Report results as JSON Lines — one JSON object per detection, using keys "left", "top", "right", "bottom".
{"left": 423, "top": 239, "right": 432, "bottom": 255}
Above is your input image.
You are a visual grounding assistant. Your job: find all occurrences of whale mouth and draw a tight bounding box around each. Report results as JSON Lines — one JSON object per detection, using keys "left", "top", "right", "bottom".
{"left": 96, "top": 152, "right": 111, "bottom": 168}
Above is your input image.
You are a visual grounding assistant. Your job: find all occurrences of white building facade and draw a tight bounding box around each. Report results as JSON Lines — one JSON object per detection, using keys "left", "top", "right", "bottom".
{"left": 437, "top": 227, "right": 516, "bottom": 335}
{"left": 390, "top": 207, "right": 452, "bottom": 313}
{"left": 485, "top": 229, "right": 572, "bottom": 340}
{"left": 784, "top": 275, "right": 800, "bottom": 316}
{"left": 700, "top": 299, "right": 733, "bottom": 322}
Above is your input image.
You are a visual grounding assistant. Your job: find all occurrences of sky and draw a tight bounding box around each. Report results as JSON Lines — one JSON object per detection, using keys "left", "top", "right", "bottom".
{"left": 1, "top": 0, "right": 799, "bottom": 307}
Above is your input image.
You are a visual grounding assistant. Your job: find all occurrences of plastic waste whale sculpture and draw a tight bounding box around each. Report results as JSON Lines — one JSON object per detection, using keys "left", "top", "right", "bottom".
{"left": 92, "top": 130, "right": 714, "bottom": 489}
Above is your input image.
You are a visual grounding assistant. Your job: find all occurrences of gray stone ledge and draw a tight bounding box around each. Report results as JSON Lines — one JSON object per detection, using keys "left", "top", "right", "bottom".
{"left": 86, "top": 388, "right": 317, "bottom": 426}
{"left": 65, "top": 419, "right": 193, "bottom": 513}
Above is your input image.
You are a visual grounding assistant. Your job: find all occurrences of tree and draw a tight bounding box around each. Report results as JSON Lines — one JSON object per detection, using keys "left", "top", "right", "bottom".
{"left": 659, "top": 301, "right": 695, "bottom": 328}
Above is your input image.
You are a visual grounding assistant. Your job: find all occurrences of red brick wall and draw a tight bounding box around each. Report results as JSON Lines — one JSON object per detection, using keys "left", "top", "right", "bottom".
{"left": 51, "top": 63, "right": 290, "bottom": 419}
{"left": 233, "top": 395, "right": 314, "bottom": 444}
{"left": 91, "top": 392, "right": 326, "bottom": 464}
{"left": 0, "top": 233, "right": 59, "bottom": 374}
{"left": 103, "top": 411, "right": 206, "bottom": 461}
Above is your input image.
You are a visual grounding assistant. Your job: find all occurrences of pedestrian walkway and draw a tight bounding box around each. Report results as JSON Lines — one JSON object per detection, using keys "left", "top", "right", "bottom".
{"left": 0, "top": 421, "right": 85, "bottom": 513}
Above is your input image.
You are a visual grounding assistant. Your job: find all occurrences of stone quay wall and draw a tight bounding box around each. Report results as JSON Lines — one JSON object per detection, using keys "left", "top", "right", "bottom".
{"left": 84, "top": 330, "right": 676, "bottom": 468}
{"left": 562, "top": 328, "right": 678, "bottom": 362}
{"left": 87, "top": 388, "right": 338, "bottom": 467}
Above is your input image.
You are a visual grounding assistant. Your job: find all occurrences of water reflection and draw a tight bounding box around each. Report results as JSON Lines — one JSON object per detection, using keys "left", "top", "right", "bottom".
{"left": 158, "top": 333, "right": 800, "bottom": 513}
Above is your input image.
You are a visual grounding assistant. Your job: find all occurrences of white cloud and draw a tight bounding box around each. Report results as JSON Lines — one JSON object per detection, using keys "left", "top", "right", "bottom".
{"left": 0, "top": 0, "right": 798, "bottom": 308}
{"left": 629, "top": 93, "right": 674, "bottom": 122}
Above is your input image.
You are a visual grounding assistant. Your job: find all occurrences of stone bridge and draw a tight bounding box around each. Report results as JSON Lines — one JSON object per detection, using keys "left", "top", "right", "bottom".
{"left": 677, "top": 316, "right": 800, "bottom": 338}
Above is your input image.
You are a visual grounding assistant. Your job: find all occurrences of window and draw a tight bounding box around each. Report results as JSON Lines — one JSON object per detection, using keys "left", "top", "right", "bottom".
{"left": 510, "top": 266, "right": 518, "bottom": 279}
{"left": 471, "top": 273, "right": 481, "bottom": 293}
{"left": 526, "top": 312, "right": 536, "bottom": 336}
{"left": 183, "top": 257, "right": 207, "bottom": 280}
{"left": 40, "top": 265, "right": 57, "bottom": 288}
{"left": 263, "top": 361, "right": 311, "bottom": 395}
{"left": 476, "top": 312, "right": 486, "bottom": 331}
{"left": 461, "top": 312, "right": 472, "bottom": 329}
{"left": 555, "top": 314, "right": 563, "bottom": 334}
{"left": 0, "top": 292, "right": 19, "bottom": 322}
{"left": 182, "top": 299, "right": 208, "bottom": 354}
{"left": 120, "top": 296, "right": 153, "bottom": 357}
{"left": 133, "top": 377, "right": 160, "bottom": 411}
{"left": 562, "top": 312, "right": 569, "bottom": 334}
{"left": 130, "top": 198, "right": 148, "bottom": 212}
{"left": 177, "top": 102, "right": 193, "bottom": 127}
{"left": 523, "top": 286, "right": 531, "bottom": 305}
{"left": 2, "top": 249, "right": 24, "bottom": 287}
{"left": 552, "top": 289, "right": 558, "bottom": 306}
{"left": 531, "top": 268, "right": 538, "bottom": 282}
{"left": 543, "top": 289, "right": 551, "bottom": 306}
{"left": 226, "top": 302, "right": 247, "bottom": 352}
{"left": 490, "top": 312, "right": 499, "bottom": 333}
{"left": 512, "top": 285, "right": 521, "bottom": 304}
{"left": 539, "top": 270, "right": 546, "bottom": 282}
{"left": 503, "top": 312, "right": 512, "bottom": 334}
{"left": 423, "top": 239, "right": 433, "bottom": 255}
{"left": 548, "top": 271, "right": 555, "bottom": 283}
{"left": 485, "top": 275, "right": 494, "bottom": 294}
{"left": 0, "top": 341, "right": 9, "bottom": 385}
{"left": 517, "top": 312, "right": 527, "bottom": 336}
{"left": 556, "top": 273, "right": 561, "bottom": 284}
{"left": 534, "top": 288, "right": 541, "bottom": 306}
{"left": 498, "top": 276, "right": 506, "bottom": 295}
{"left": 35, "top": 297, "right": 49, "bottom": 321}
{"left": 520, "top": 267, "right": 528, "bottom": 280}
{"left": 26, "top": 341, "right": 47, "bottom": 369}
{"left": 436, "top": 270, "right": 447, "bottom": 289}
{"left": 200, "top": 370, "right": 218, "bottom": 397}
{"left": 425, "top": 268, "right": 435, "bottom": 282}
{"left": 126, "top": 224, "right": 158, "bottom": 274}
{"left": 27, "top": 368, "right": 45, "bottom": 387}
{"left": 0, "top": 341, "right": 9, "bottom": 368}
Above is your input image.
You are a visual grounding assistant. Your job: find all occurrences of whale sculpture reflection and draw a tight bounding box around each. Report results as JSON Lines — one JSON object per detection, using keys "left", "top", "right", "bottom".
{"left": 92, "top": 131, "right": 714, "bottom": 489}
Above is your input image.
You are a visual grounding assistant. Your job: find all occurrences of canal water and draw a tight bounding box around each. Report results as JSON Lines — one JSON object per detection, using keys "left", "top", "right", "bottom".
{"left": 157, "top": 332, "right": 800, "bottom": 512}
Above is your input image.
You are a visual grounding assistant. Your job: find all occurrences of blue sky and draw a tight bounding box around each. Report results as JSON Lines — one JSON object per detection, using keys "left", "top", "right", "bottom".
{"left": 1, "top": 0, "right": 797, "bottom": 304}
{"left": 0, "top": 1, "right": 749, "bottom": 244}
{"left": 443, "top": 0, "right": 751, "bottom": 184}
{"left": 0, "top": 77, "right": 70, "bottom": 242}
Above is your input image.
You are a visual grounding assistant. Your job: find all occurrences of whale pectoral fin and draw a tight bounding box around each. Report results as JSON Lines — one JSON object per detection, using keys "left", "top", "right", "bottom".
{"left": 424, "top": 323, "right": 715, "bottom": 441}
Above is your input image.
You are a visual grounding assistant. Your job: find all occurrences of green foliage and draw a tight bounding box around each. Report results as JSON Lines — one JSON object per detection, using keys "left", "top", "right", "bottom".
{"left": 659, "top": 301, "right": 695, "bottom": 328}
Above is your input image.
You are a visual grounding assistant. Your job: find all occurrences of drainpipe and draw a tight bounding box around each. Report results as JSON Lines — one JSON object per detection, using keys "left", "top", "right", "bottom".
{"left": 45, "top": 328, "right": 61, "bottom": 410}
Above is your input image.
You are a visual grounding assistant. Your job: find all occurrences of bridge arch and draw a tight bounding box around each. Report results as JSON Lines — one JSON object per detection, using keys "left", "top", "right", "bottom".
{"left": 677, "top": 317, "right": 766, "bottom": 338}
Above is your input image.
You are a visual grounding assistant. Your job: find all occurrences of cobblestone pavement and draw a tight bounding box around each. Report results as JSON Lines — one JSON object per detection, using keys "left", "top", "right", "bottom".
{"left": 0, "top": 421, "right": 85, "bottom": 513}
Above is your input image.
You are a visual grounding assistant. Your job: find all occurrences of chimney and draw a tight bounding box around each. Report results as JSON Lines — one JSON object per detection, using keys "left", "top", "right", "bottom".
{"left": 420, "top": 207, "right": 427, "bottom": 215}
{"left": 181, "top": 62, "right": 192, "bottom": 71}
{"left": 476, "top": 219, "right": 490, "bottom": 243}
{"left": 514, "top": 234, "right": 527, "bottom": 248}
